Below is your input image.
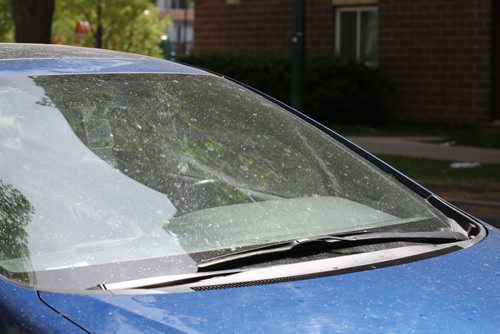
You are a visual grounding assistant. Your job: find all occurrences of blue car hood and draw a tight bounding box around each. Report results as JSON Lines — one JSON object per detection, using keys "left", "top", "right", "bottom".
{"left": 40, "top": 225, "right": 500, "bottom": 333}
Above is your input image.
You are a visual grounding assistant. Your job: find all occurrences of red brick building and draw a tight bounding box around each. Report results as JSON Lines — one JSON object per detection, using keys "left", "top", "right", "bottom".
{"left": 194, "top": 0, "right": 499, "bottom": 124}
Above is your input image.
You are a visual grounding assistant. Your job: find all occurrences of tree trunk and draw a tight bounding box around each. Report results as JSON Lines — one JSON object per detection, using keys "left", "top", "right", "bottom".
{"left": 95, "top": 0, "right": 103, "bottom": 48}
{"left": 12, "top": 0, "right": 54, "bottom": 44}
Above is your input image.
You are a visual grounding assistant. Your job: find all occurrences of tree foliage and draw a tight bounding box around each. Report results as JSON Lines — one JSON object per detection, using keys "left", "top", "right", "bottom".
{"left": 0, "top": 180, "right": 33, "bottom": 261}
{"left": 0, "top": 180, "right": 34, "bottom": 283}
{"left": 0, "top": 0, "right": 14, "bottom": 42}
{"left": 180, "top": 51, "right": 394, "bottom": 124}
{"left": 53, "top": 0, "right": 170, "bottom": 57}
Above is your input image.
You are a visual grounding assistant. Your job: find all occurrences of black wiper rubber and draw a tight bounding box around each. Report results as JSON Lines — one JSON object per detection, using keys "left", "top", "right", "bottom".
{"left": 197, "top": 231, "right": 468, "bottom": 272}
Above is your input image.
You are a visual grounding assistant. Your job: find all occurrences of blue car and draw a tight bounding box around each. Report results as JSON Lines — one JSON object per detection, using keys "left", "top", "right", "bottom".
{"left": 0, "top": 43, "right": 498, "bottom": 333}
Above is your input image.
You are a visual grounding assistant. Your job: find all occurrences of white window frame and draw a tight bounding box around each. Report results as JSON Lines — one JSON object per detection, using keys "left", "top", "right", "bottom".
{"left": 335, "top": 6, "right": 378, "bottom": 64}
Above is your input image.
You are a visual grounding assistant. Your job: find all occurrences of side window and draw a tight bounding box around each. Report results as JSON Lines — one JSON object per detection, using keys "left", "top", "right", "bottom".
{"left": 335, "top": 7, "right": 378, "bottom": 66}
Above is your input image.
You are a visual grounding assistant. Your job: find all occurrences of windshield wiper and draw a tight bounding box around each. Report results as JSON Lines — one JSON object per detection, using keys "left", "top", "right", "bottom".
{"left": 197, "top": 230, "right": 468, "bottom": 272}
{"left": 90, "top": 231, "right": 468, "bottom": 290}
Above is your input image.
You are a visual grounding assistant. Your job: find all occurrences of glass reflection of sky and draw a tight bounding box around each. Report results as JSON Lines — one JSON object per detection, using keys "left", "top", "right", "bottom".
{"left": 0, "top": 76, "right": 193, "bottom": 272}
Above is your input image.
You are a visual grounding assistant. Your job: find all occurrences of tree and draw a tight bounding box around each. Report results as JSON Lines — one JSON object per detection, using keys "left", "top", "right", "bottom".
{"left": 53, "top": 0, "right": 170, "bottom": 57}
{"left": 11, "top": 0, "right": 54, "bottom": 43}
{"left": 0, "top": 0, "right": 14, "bottom": 42}
{"left": 0, "top": 180, "right": 33, "bottom": 263}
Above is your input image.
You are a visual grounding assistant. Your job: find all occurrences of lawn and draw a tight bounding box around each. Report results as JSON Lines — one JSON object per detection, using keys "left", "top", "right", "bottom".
{"left": 379, "top": 155, "right": 500, "bottom": 183}
{"left": 378, "top": 155, "right": 500, "bottom": 219}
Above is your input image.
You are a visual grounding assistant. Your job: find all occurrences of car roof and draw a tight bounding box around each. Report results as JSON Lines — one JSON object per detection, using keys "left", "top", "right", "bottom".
{"left": 0, "top": 43, "right": 210, "bottom": 76}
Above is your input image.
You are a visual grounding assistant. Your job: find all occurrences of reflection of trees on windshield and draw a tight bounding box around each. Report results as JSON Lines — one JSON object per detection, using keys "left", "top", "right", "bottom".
{"left": 32, "top": 73, "right": 426, "bottom": 220}
{"left": 33, "top": 74, "right": 332, "bottom": 215}
{"left": 0, "top": 180, "right": 34, "bottom": 282}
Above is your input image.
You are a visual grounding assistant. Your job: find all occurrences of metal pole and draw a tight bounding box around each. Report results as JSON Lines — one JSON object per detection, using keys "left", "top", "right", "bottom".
{"left": 292, "top": 0, "right": 305, "bottom": 111}
{"left": 96, "top": 0, "right": 103, "bottom": 49}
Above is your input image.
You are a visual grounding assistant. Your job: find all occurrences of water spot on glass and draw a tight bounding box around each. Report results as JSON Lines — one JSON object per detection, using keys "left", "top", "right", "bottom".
{"left": 177, "top": 162, "right": 189, "bottom": 173}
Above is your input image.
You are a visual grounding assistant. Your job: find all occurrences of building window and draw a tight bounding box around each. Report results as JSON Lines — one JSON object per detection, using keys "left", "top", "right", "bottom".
{"left": 157, "top": 0, "right": 191, "bottom": 10}
{"left": 335, "top": 7, "right": 378, "bottom": 65}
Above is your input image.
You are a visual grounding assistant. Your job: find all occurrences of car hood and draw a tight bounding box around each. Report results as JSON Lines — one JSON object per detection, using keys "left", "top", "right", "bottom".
{"left": 39, "top": 225, "right": 500, "bottom": 333}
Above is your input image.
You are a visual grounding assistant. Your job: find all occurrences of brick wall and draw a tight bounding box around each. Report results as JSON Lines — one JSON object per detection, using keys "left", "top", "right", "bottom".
{"left": 193, "top": 0, "right": 494, "bottom": 124}
{"left": 194, "top": 0, "right": 333, "bottom": 51}
{"left": 379, "top": 0, "right": 493, "bottom": 123}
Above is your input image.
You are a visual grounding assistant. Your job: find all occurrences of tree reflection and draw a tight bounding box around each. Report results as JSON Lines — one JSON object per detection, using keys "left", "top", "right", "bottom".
{"left": 0, "top": 180, "right": 34, "bottom": 282}
{"left": 31, "top": 73, "right": 433, "bottom": 226}
{"left": 33, "top": 74, "right": 333, "bottom": 215}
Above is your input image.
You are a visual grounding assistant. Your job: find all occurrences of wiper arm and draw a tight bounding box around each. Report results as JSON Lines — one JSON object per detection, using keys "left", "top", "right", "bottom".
{"left": 88, "top": 269, "right": 243, "bottom": 291}
{"left": 89, "top": 231, "right": 468, "bottom": 290}
{"left": 197, "top": 230, "right": 468, "bottom": 272}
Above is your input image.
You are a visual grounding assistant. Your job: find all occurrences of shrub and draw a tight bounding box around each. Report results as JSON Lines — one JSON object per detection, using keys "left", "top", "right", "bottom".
{"left": 178, "top": 51, "right": 392, "bottom": 124}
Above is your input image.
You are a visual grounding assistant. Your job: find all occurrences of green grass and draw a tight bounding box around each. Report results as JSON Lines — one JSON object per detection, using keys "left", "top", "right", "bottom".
{"left": 331, "top": 123, "right": 500, "bottom": 149}
{"left": 379, "top": 155, "right": 500, "bottom": 182}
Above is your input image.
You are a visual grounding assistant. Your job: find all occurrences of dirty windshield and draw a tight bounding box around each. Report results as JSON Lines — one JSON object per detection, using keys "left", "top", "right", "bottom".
{"left": 0, "top": 73, "right": 451, "bottom": 289}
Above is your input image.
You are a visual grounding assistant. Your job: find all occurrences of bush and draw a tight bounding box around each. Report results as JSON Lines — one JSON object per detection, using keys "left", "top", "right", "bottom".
{"left": 178, "top": 51, "right": 393, "bottom": 124}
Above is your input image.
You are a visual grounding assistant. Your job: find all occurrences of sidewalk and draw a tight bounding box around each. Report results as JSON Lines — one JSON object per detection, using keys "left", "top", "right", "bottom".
{"left": 347, "top": 136, "right": 500, "bottom": 228}
{"left": 347, "top": 136, "right": 500, "bottom": 164}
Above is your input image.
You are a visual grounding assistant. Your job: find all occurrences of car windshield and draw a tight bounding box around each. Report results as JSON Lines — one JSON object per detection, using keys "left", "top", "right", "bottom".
{"left": 0, "top": 73, "right": 454, "bottom": 290}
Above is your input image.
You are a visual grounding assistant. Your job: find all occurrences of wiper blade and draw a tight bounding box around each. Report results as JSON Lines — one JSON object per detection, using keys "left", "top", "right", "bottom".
{"left": 197, "top": 230, "right": 468, "bottom": 272}
{"left": 89, "top": 269, "right": 243, "bottom": 291}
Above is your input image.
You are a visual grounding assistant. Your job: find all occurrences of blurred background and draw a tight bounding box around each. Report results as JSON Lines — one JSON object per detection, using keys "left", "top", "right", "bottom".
{"left": 1, "top": 0, "right": 498, "bottom": 227}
